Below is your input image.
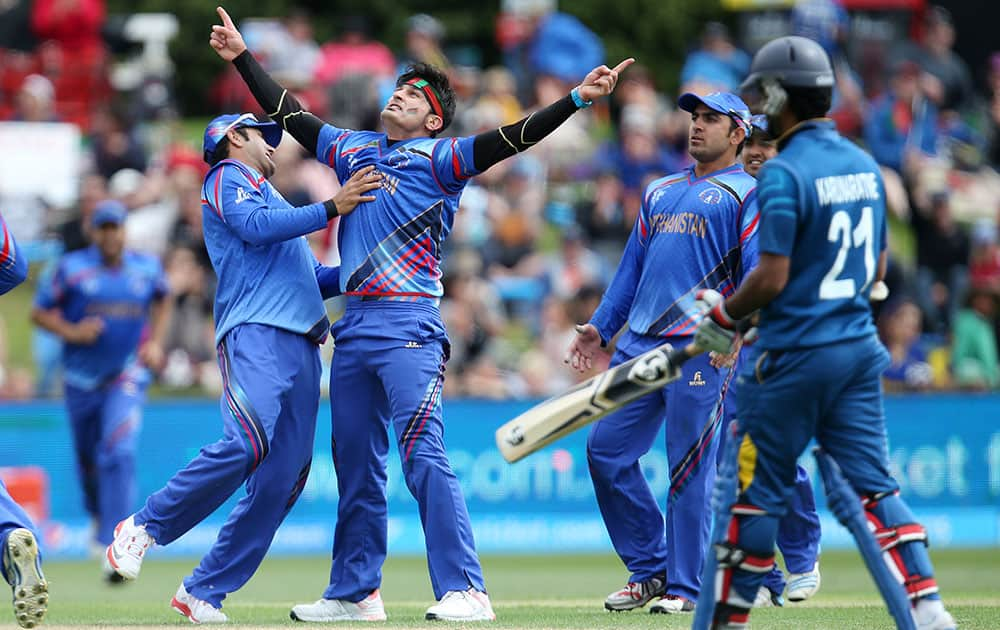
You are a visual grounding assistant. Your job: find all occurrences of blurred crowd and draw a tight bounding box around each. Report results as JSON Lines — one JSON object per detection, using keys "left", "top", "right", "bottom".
{"left": 1, "top": 0, "right": 1000, "bottom": 399}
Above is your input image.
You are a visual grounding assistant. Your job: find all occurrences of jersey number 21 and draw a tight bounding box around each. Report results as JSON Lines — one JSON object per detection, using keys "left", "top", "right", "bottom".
{"left": 819, "top": 206, "right": 875, "bottom": 300}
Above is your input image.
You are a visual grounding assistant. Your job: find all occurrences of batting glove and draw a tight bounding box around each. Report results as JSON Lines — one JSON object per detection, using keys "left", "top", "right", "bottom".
{"left": 694, "top": 290, "right": 741, "bottom": 355}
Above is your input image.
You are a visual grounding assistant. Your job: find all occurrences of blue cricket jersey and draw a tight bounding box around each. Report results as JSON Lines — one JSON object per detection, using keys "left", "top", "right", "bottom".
{"left": 590, "top": 163, "right": 759, "bottom": 342}
{"left": 34, "top": 247, "right": 167, "bottom": 390}
{"left": 202, "top": 158, "right": 340, "bottom": 345}
{"left": 0, "top": 212, "right": 28, "bottom": 295}
{"left": 754, "top": 119, "right": 887, "bottom": 350}
{"left": 314, "top": 125, "right": 479, "bottom": 302}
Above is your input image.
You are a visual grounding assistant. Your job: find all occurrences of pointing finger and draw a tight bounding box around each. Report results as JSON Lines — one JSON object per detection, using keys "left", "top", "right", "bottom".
{"left": 611, "top": 58, "right": 635, "bottom": 74}
{"left": 217, "top": 6, "right": 235, "bottom": 29}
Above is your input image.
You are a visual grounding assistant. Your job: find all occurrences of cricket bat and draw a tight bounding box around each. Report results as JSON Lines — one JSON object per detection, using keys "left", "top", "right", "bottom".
{"left": 495, "top": 343, "right": 702, "bottom": 463}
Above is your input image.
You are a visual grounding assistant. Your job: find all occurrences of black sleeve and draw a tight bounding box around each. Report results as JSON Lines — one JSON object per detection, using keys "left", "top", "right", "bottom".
{"left": 232, "top": 50, "right": 324, "bottom": 154}
{"left": 471, "top": 94, "right": 580, "bottom": 172}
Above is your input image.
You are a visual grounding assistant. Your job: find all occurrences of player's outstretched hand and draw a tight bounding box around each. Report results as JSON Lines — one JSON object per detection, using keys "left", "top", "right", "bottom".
{"left": 209, "top": 6, "right": 247, "bottom": 61}
{"left": 330, "top": 166, "right": 381, "bottom": 217}
{"left": 565, "top": 323, "right": 602, "bottom": 373}
{"left": 138, "top": 340, "right": 165, "bottom": 371}
{"left": 577, "top": 58, "right": 635, "bottom": 103}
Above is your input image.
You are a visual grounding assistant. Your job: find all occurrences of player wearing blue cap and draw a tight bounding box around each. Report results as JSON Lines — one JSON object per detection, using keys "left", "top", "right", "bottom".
{"left": 31, "top": 199, "right": 170, "bottom": 583}
{"left": 566, "top": 91, "right": 758, "bottom": 615}
{"left": 103, "top": 113, "right": 380, "bottom": 623}
{"left": 694, "top": 36, "right": 956, "bottom": 630}
{"left": 210, "top": 5, "right": 632, "bottom": 622}
{"left": 0, "top": 212, "right": 48, "bottom": 629}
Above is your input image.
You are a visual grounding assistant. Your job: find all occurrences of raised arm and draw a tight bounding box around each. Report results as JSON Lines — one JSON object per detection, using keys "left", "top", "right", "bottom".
{"left": 210, "top": 6, "right": 325, "bottom": 153}
{"left": 471, "top": 58, "right": 634, "bottom": 172}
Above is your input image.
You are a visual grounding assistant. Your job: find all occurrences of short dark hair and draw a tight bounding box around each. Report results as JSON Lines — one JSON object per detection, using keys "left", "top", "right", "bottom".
{"left": 785, "top": 86, "right": 833, "bottom": 122}
{"left": 729, "top": 118, "right": 747, "bottom": 156}
{"left": 208, "top": 127, "right": 250, "bottom": 166}
{"left": 396, "top": 62, "right": 456, "bottom": 136}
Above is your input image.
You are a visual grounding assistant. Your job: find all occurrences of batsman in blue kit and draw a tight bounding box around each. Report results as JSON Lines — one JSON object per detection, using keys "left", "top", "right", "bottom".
{"left": 722, "top": 114, "right": 822, "bottom": 608}
{"left": 1, "top": 212, "right": 49, "bottom": 628}
{"left": 693, "top": 36, "right": 956, "bottom": 630}
{"left": 31, "top": 200, "right": 170, "bottom": 582}
{"left": 211, "top": 5, "right": 632, "bottom": 622}
{"left": 566, "top": 91, "right": 758, "bottom": 614}
{"left": 104, "top": 113, "right": 380, "bottom": 623}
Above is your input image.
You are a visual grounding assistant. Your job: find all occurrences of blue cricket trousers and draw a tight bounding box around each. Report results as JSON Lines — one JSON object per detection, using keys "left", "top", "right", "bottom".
{"left": 587, "top": 330, "right": 722, "bottom": 601}
{"left": 726, "top": 334, "right": 935, "bottom": 604}
{"left": 135, "top": 324, "right": 320, "bottom": 607}
{"left": 0, "top": 480, "right": 41, "bottom": 583}
{"left": 65, "top": 373, "right": 146, "bottom": 546}
{"left": 323, "top": 300, "right": 484, "bottom": 602}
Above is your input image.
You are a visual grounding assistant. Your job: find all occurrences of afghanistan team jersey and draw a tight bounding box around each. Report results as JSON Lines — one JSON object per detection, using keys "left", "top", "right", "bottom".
{"left": 591, "top": 163, "right": 759, "bottom": 342}
{"left": 201, "top": 158, "right": 335, "bottom": 345}
{"left": 34, "top": 247, "right": 167, "bottom": 390}
{"left": 0, "top": 211, "right": 28, "bottom": 295}
{"left": 754, "top": 119, "right": 887, "bottom": 350}
{"left": 314, "top": 124, "right": 479, "bottom": 302}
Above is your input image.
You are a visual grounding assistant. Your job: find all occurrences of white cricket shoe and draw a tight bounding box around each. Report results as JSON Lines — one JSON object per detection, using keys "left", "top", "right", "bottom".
{"left": 4, "top": 529, "right": 47, "bottom": 629}
{"left": 785, "top": 562, "right": 821, "bottom": 602}
{"left": 425, "top": 588, "right": 495, "bottom": 621}
{"left": 648, "top": 594, "right": 695, "bottom": 614}
{"left": 914, "top": 598, "right": 957, "bottom": 630}
{"left": 753, "top": 585, "right": 783, "bottom": 607}
{"left": 171, "top": 584, "right": 228, "bottom": 624}
{"left": 290, "top": 590, "right": 387, "bottom": 622}
{"left": 604, "top": 576, "right": 665, "bottom": 611}
{"left": 105, "top": 515, "right": 154, "bottom": 580}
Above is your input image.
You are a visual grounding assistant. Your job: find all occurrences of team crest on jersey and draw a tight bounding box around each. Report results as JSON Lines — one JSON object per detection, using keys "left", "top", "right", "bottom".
{"left": 699, "top": 188, "right": 724, "bottom": 204}
{"left": 128, "top": 274, "right": 148, "bottom": 296}
{"left": 386, "top": 151, "right": 412, "bottom": 170}
{"left": 688, "top": 370, "right": 707, "bottom": 386}
{"left": 650, "top": 189, "right": 666, "bottom": 206}
{"left": 81, "top": 277, "right": 99, "bottom": 296}
{"left": 234, "top": 186, "right": 253, "bottom": 204}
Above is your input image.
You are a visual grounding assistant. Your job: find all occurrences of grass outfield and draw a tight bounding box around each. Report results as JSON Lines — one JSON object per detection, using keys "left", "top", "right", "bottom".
{"left": 12, "top": 549, "right": 999, "bottom": 629}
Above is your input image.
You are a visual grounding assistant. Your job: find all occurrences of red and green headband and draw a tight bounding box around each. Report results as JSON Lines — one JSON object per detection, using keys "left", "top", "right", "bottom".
{"left": 404, "top": 77, "right": 444, "bottom": 119}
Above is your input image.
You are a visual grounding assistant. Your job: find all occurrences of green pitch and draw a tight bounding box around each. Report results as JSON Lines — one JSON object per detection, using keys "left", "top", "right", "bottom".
{"left": 10, "top": 549, "right": 999, "bottom": 628}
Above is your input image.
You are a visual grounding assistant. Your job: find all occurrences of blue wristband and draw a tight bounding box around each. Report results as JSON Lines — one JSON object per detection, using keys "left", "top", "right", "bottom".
{"left": 571, "top": 87, "right": 593, "bottom": 109}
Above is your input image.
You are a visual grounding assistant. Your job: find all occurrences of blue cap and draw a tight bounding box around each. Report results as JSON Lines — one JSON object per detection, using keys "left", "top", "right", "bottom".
{"left": 749, "top": 114, "right": 771, "bottom": 136}
{"left": 203, "top": 113, "right": 283, "bottom": 164}
{"left": 91, "top": 199, "right": 127, "bottom": 227}
{"left": 677, "top": 91, "right": 752, "bottom": 135}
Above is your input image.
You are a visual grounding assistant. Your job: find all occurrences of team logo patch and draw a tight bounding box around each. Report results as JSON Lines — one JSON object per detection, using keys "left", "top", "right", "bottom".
{"left": 689, "top": 370, "right": 707, "bottom": 386}
{"left": 699, "top": 188, "right": 724, "bottom": 204}
{"left": 234, "top": 187, "right": 252, "bottom": 204}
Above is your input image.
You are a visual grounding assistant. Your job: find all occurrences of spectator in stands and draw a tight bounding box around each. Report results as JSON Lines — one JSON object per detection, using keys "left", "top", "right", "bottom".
{"left": 477, "top": 66, "right": 522, "bottom": 125}
{"left": 897, "top": 5, "right": 973, "bottom": 113}
{"left": 58, "top": 173, "right": 107, "bottom": 252}
{"left": 160, "top": 246, "right": 215, "bottom": 390}
{"left": 0, "top": 0, "right": 36, "bottom": 52}
{"left": 679, "top": 22, "right": 750, "bottom": 94}
{"left": 545, "top": 224, "right": 606, "bottom": 300}
{"left": 913, "top": 191, "right": 970, "bottom": 334}
{"left": 314, "top": 15, "right": 395, "bottom": 131}
{"left": 31, "top": 0, "right": 105, "bottom": 61}
{"left": 985, "top": 52, "right": 1000, "bottom": 170}
{"left": 969, "top": 218, "right": 1000, "bottom": 294}
{"left": 863, "top": 59, "right": 939, "bottom": 174}
{"left": 952, "top": 287, "right": 1000, "bottom": 390}
{"left": 11, "top": 74, "right": 58, "bottom": 122}
{"left": 878, "top": 299, "right": 935, "bottom": 392}
{"left": 598, "top": 104, "right": 682, "bottom": 197}
{"left": 260, "top": 8, "right": 321, "bottom": 89}
{"left": 89, "top": 107, "right": 148, "bottom": 180}
{"left": 400, "top": 14, "right": 449, "bottom": 73}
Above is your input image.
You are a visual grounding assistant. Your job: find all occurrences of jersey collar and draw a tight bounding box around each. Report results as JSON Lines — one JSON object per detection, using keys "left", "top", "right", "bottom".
{"left": 686, "top": 161, "right": 743, "bottom": 183}
{"left": 776, "top": 117, "right": 836, "bottom": 150}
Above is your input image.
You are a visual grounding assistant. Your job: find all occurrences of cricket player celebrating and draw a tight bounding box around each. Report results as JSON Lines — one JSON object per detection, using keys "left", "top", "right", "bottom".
{"left": 1, "top": 213, "right": 48, "bottom": 628}
{"left": 209, "top": 5, "right": 632, "bottom": 622}
{"left": 693, "top": 36, "right": 956, "bottom": 630}
{"left": 104, "top": 113, "right": 379, "bottom": 623}
{"left": 734, "top": 115, "right": 822, "bottom": 608}
{"left": 31, "top": 200, "right": 170, "bottom": 582}
{"left": 566, "top": 92, "right": 759, "bottom": 614}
